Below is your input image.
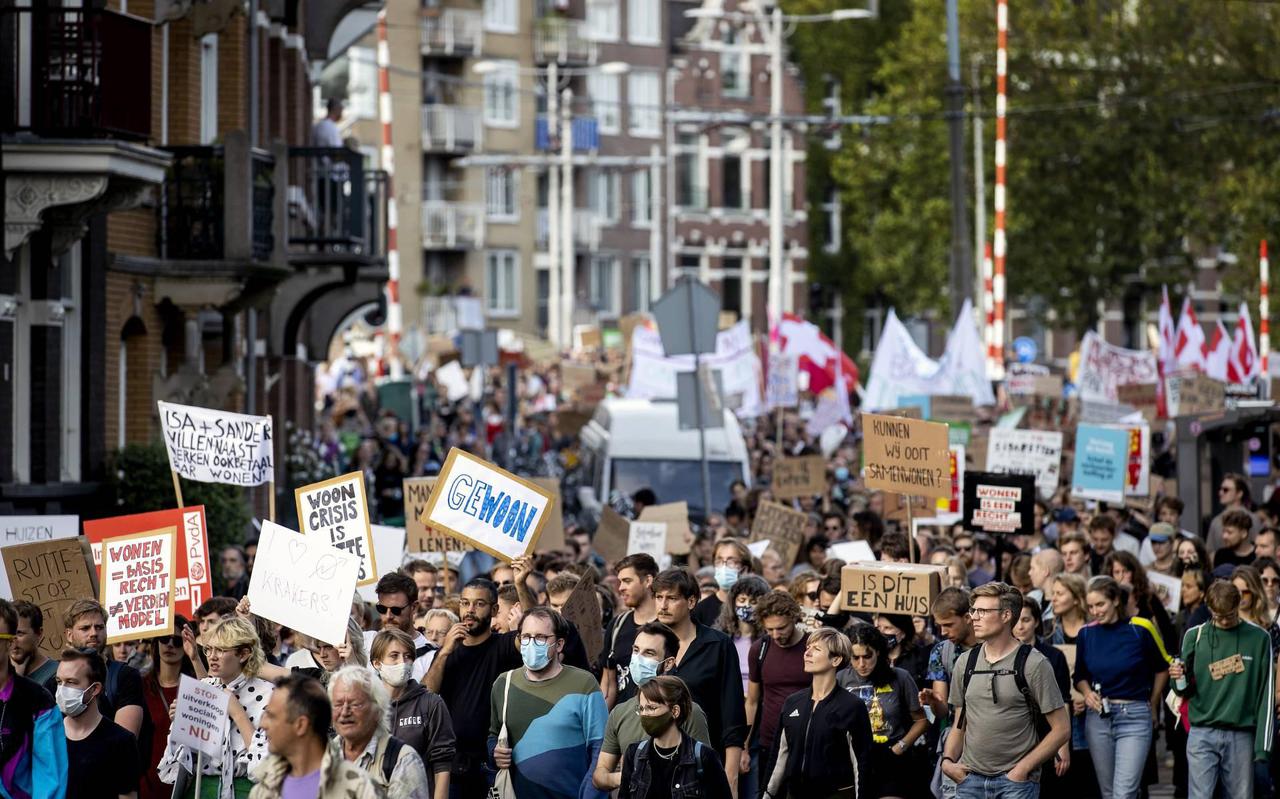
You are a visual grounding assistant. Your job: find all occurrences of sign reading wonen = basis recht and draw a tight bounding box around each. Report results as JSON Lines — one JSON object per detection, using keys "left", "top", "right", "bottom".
{"left": 421, "top": 448, "right": 557, "bottom": 563}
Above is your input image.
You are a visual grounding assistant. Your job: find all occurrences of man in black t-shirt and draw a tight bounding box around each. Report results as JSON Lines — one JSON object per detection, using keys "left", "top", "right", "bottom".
{"left": 602, "top": 554, "right": 660, "bottom": 708}
{"left": 58, "top": 647, "right": 139, "bottom": 799}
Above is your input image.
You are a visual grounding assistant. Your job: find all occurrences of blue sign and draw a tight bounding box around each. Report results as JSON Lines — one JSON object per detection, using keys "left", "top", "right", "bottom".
{"left": 1013, "top": 336, "right": 1037, "bottom": 364}
{"left": 1070, "top": 425, "right": 1129, "bottom": 504}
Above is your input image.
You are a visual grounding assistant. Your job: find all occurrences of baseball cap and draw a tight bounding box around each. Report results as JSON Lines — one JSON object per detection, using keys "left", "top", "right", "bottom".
{"left": 1147, "top": 522, "right": 1175, "bottom": 543}
{"left": 1053, "top": 507, "right": 1079, "bottom": 523}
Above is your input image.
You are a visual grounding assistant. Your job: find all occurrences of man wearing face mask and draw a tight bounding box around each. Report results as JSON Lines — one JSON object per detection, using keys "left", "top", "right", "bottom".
{"left": 692, "top": 540, "right": 757, "bottom": 627}
{"left": 59, "top": 647, "right": 140, "bottom": 799}
{"left": 488, "top": 608, "right": 608, "bottom": 799}
{"left": 592, "top": 623, "right": 714, "bottom": 791}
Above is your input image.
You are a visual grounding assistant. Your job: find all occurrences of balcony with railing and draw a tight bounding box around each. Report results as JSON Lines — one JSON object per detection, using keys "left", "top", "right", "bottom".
{"left": 285, "top": 147, "right": 388, "bottom": 265}
{"left": 420, "top": 8, "right": 482, "bottom": 57}
{"left": 2, "top": 6, "right": 152, "bottom": 140}
{"left": 535, "top": 115, "right": 600, "bottom": 152}
{"left": 536, "top": 208, "right": 601, "bottom": 251}
{"left": 422, "top": 203, "right": 485, "bottom": 250}
{"left": 422, "top": 105, "right": 482, "bottom": 153}
{"left": 534, "top": 17, "right": 594, "bottom": 64}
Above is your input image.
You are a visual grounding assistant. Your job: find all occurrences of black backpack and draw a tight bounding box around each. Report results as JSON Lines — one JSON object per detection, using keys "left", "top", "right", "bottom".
{"left": 381, "top": 736, "right": 404, "bottom": 783}
{"left": 956, "top": 644, "right": 1050, "bottom": 739}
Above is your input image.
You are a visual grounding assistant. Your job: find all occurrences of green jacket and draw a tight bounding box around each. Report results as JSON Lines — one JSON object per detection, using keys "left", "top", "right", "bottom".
{"left": 1177, "top": 621, "right": 1275, "bottom": 762}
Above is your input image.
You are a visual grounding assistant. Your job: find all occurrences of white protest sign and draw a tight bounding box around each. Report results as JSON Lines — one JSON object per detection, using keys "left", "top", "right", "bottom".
{"left": 171, "top": 674, "right": 230, "bottom": 758}
{"left": 157, "top": 401, "right": 274, "bottom": 486}
{"left": 626, "top": 522, "right": 667, "bottom": 560}
{"left": 1147, "top": 570, "right": 1182, "bottom": 615}
{"left": 747, "top": 540, "right": 770, "bottom": 559}
{"left": 249, "top": 520, "right": 361, "bottom": 646}
{"left": 766, "top": 352, "right": 799, "bottom": 410}
{"left": 435, "top": 361, "right": 471, "bottom": 403}
{"left": 1076, "top": 332, "right": 1159, "bottom": 404}
{"left": 627, "top": 321, "right": 764, "bottom": 418}
{"left": 357, "top": 525, "right": 408, "bottom": 602}
{"left": 986, "top": 429, "right": 1064, "bottom": 500}
{"left": 294, "top": 472, "right": 378, "bottom": 587}
{"left": 423, "top": 448, "right": 557, "bottom": 562}
{"left": 828, "top": 540, "right": 876, "bottom": 563}
{"left": 100, "top": 529, "right": 176, "bottom": 644}
{"left": 0, "top": 516, "right": 78, "bottom": 599}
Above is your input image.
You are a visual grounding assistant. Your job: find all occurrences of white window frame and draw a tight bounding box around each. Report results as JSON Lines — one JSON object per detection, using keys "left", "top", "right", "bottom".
{"left": 59, "top": 248, "right": 80, "bottom": 482}
{"left": 627, "top": 0, "right": 660, "bottom": 45}
{"left": 483, "top": 0, "right": 518, "bottom": 34}
{"left": 485, "top": 167, "right": 519, "bottom": 222}
{"left": 721, "top": 29, "right": 749, "bottom": 99}
{"left": 590, "top": 254, "right": 621, "bottom": 316}
{"left": 587, "top": 70, "right": 621, "bottom": 135}
{"left": 631, "top": 170, "right": 652, "bottom": 227}
{"left": 631, "top": 254, "right": 651, "bottom": 311}
{"left": 199, "top": 33, "right": 218, "bottom": 144}
{"left": 485, "top": 250, "right": 520, "bottom": 316}
{"left": 586, "top": 0, "right": 619, "bottom": 43}
{"left": 823, "top": 186, "right": 842, "bottom": 254}
{"left": 627, "top": 71, "right": 661, "bottom": 137}
{"left": 482, "top": 61, "right": 519, "bottom": 128}
{"left": 592, "top": 170, "right": 621, "bottom": 223}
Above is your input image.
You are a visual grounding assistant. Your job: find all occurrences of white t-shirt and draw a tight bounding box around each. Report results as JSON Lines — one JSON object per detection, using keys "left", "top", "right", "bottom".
{"left": 311, "top": 117, "right": 343, "bottom": 148}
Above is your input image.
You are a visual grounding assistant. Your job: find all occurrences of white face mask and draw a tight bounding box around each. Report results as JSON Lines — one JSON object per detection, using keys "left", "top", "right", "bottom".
{"left": 377, "top": 662, "right": 412, "bottom": 688}
{"left": 56, "top": 683, "right": 94, "bottom": 717}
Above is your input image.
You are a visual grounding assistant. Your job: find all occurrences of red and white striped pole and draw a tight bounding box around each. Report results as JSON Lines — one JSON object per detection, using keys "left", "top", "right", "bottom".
{"left": 982, "top": 242, "right": 996, "bottom": 373}
{"left": 1262, "top": 239, "right": 1270, "bottom": 388}
{"left": 377, "top": 9, "right": 403, "bottom": 379}
{"left": 992, "top": 0, "right": 1008, "bottom": 379}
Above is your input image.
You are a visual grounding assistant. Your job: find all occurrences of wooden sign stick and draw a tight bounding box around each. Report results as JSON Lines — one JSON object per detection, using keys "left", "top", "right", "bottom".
{"left": 267, "top": 481, "right": 276, "bottom": 523}
{"left": 904, "top": 492, "right": 917, "bottom": 564}
{"left": 170, "top": 470, "right": 184, "bottom": 508}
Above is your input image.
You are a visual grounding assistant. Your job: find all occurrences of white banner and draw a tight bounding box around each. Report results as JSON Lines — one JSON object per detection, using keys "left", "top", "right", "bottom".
{"left": 295, "top": 472, "right": 378, "bottom": 587}
{"left": 986, "top": 429, "right": 1064, "bottom": 500}
{"left": 626, "top": 321, "right": 764, "bottom": 418}
{"left": 423, "top": 449, "right": 557, "bottom": 562}
{"left": 1076, "top": 332, "right": 1159, "bottom": 404}
{"left": 765, "top": 352, "right": 799, "bottom": 410}
{"left": 626, "top": 522, "right": 667, "bottom": 560}
{"left": 248, "top": 520, "right": 361, "bottom": 646}
{"left": 157, "top": 401, "right": 274, "bottom": 486}
{"left": 863, "top": 299, "right": 995, "bottom": 411}
{"left": 171, "top": 674, "right": 230, "bottom": 759}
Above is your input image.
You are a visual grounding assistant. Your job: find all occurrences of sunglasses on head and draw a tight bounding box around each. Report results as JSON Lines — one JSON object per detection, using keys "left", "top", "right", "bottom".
{"left": 377, "top": 604, "right": 409, "bottom": 616}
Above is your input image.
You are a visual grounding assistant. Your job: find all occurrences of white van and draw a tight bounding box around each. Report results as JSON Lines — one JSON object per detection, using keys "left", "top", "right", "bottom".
{"left": 577, "top": 398, "right": 752, "bottom": 521}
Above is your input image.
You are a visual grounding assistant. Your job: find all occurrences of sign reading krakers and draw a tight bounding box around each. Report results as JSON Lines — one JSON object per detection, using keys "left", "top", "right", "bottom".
{"left": 249, "top": 520, "right": 360, "bottom": 646}
{"left": 861, "top": 413, "right": 952, "bottom": 500}
{"left": 84, "top": 507, "right": 212, "bottom": 620}
{"left": 422, "top": 448, "right": 555, "bottom": 562}
{"left": 100, "top": 529, "right": 176, "bottom": 644}
{"left": 157, "top": 401, "right": 274, "bottom": 486}
{"left": 295, "top": 472, "right": 377, "bottom": 586}
{"left": 963, "top": 471, "right": 1036, "bottom": 534}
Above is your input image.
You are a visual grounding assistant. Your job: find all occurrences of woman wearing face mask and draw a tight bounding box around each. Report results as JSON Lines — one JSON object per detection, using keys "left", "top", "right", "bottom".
{"left": 371, "top": 629, "right": 455, "bottom": 798}
{"left": 141, "top": 618, "right": 196, "bottom": 799}
{"left": 873, "top": 613, "right": 930, "bottom": 690}
{"left": 836, "top": 625, "right": 928, "bottom": 799}
{"left": 158, "top": 617, "right": 274, "bottom": 799}
{"left": 714, "top": 576, "right": 770, "bottom": 694}
{"left": 618, "top": 676, "right": 732, "bottom": 799}
{"left": 692, "top": 540, "right": 757, "bottom": 626}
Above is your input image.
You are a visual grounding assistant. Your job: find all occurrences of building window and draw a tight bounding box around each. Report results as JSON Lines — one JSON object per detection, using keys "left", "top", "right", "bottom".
{"left": 485, "top": 168, "right": 518, "bottom": 221}
{"left": 587, "top": 70, "right": 620, "bottom": 135}
{"left": 631, "top": 170, "right": 652, "bottom": 226}
{"left": 721, "top": 28, "right": 749, "bottom": 98}
{"left": 632, "top": 255, "right": 651, "bottom": 311}
{"left": 823, "top": 186, "right": 842, "bottom": 254}
{"left": 482, "top": 61, "right": 519, "bottom": 127}
{"left": 721, "top": 256, "right": 743, "bottom": 318}
{"left": 591, "top": 170, "right": 621, "bottom": 223}
{"left": 722, "top": 128, "right": 749, "bottom": 211}
{"left": 199, "top": 33, "right": 218, "bottom": 144}
{"left": 485, "top": 250, "right": 519, "bottom": 315}
{"left": 590, "top": 255, "right": 620, "bottom": 315}
{"left": 627, "top": 0, "right": 660, "bottom": 45}
{"left": 484, "top": 0, "right": 518, "bottom": 33}
{"left": 586, "top": 0, "right": 619, "bottom": 42}
{"left": 627, "top": 71, "right": 660, "bottom": 137}
{"left": 675, "top": 133, "right": 703, "bottom": 208}
{"left": 676, "top": 253, "right": 701, "bottom": 281}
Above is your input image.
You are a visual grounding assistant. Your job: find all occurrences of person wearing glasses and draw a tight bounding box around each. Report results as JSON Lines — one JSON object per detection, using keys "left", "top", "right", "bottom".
{"left": 692, "top": 540, "right": 758, "bottom": 627}
{"left": 1207, "top": 473, "right": 1261, "bottom": 554}
{"left": 371, "top": 629, "right": 455, "bottom": 798}
{"left": 330, "top": 665, "right": 432, "bottom": 799}
{"left": 363, "top": 573, "right": 438, "bottom": 681}
{"left": 141, "top": 619, "right": 196, "bottom": 799}
{"left": 618, "top": 676, "right": 731, "bottom": 799}
{"left": 488, "top": 608, "right": 607, "bottom": 799}
{"left": 822, "top": 512, "right": 848, "bottom": 542}
{"left": 417, "top": 609, "right": 457, "bottom": 650}
{"left": 158, "top": 617, "right": 274, "bottom": 799}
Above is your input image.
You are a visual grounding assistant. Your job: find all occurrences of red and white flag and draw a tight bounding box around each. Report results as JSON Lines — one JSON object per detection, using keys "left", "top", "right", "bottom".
{"left": 1229, "top": 302, "right": 1261, "bottom": 383}
{"left": 1174, "top": 297, "right": 1207, "bottom": 372}
{"left": 1205, "top": 321, "right": 1231, "bottom": 382}
{"left": 775, "top": 313, "right": 859, "bottom": 395}
{"left": 1158, "top": 286, "right": 1176, "bottom": 373}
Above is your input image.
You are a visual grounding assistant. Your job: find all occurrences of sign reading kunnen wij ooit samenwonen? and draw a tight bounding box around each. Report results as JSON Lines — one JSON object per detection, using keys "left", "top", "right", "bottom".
{"left": 157, "top": 401, "right": 274, "bottom": 486}
{"left": 422, "top": 448, "right": 556, "bottom": 562}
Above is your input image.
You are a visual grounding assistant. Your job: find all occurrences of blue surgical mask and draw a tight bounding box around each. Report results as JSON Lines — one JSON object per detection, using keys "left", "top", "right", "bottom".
{"left": 521, "top": 639, "right": 552, "bottom": 671}
{"left": 735, "top": 606, "right": 755, "bottom": 623}
{"left": 715, "top": 565, "right": 740, "bottom": 590}
{"left": 630, "top": 654, "right": 661, "bottom": 686}
{"left": 835, "top": 466, "right": 850, "bottom": 482}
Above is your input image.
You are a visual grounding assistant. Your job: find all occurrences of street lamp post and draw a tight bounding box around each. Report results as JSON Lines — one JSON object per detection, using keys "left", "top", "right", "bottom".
{"left": 547, "top": 60, "right": 561, "bottom": 348}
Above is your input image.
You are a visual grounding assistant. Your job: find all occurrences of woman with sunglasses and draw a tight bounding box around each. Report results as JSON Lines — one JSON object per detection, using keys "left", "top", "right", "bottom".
{"left": 618, "top": 675, "right": 731, "bottom": 799}
{"left": 141, "top": 619, "right": 196, "bottom": 799}
{"left": 1257, "top": 557, "right": 1280, "bottom": 619}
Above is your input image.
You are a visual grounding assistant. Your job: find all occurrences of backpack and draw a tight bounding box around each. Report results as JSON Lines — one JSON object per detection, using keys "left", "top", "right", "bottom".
{"left": 380, "top": 736, "right": 404, "bottom": 783}
{"left": 607, "top": 610, "right": 636, "bottom": 663}
{"left": 956, "top": 644, "right": 1049, "bottom": 739}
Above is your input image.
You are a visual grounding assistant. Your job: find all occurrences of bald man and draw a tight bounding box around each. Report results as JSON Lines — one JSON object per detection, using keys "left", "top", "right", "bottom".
{"left": 1028, "top": 549, "right": 1064, "bottom": 624}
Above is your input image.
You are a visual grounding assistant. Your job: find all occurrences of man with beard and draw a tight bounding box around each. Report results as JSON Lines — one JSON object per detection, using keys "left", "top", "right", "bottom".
{"left": 62, "top": 599, "right": 145, "bottom": 739}
{"left": 11, "top": 601, "right": 57, "bottom": 694}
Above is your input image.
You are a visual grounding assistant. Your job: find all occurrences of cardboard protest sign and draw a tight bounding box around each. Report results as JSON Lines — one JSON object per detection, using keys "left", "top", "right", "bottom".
{"left": 766, "top": 352, "right": 799, "bottom": 410}
{"left": 3, "top": 538, "right": 95, "bottom": 658}
{"left": 772, "top": 456, "right": 827, "bottom": 500}
{"left": 99, "top": 529, "right": 176, "bottom": 644}
{"left": 157, "top": 401, "right": 274, "bottom": 486}
{"left": 1117, "top": 383, "right": 1159, "bottom": 421}
{"left": 422, "top": 449, "right": 556, "bottom": 562}
{"left": 561, "top": 573, "right": 603, "bottom": 663}
{"left": 171, "top": 674, "right": 231, "bottom": 758}
{"left": 986, "top": 429, "right": 1064, "bottom": 499}
{"left": 555, "top": 409, "right": 594, "bottom": 438}
{"left": 963, "top": 472, "right": 1036, "bottom": 534}
{"left": 1006, "top": 363, "right": 1049, "bottom": 396}
{"left": 862, "top": 413, "right": 952, "bottom": 500}
{"left": 561, "top": 365, "right": 598, "bottom": 397}
{"left": 295, "top": 472, "right": 377, "bottom": 586}
{"left": 1070, "top": 424, "right": 1130, "bottom": 503}
{"left": 1168, "top": 373, "right": 1225, "bottom": 416}
{"left": 249, "top": 520, "right": 360, "bottom": 645}
{"left": 0, "top": 516, "right": 78, "bottom": 599}
{"left": 929, "top": 395, "right": 978, "bottom": 422}
{"left": 626, "top": 522, "right": 666, "bottom": 560}
{"left": 1077, "top": 332, "right": 1159, "bottom": 404}
{"left": 1148, "top": 570, "right": 1182, "bottom": 614}
{"left": 840, "top": 562, "right": 945, "bottom": 616}
{"left": 405, "top": 477, "right": 469, "bottom": 562}
{"left": 881, "top": 492, "right": 930, "bottom": 523}
{"left": 878, "top": 406, "right": 924, "bottom": 419}
{"left": 357, "top": 525, "right": 408, "bottom": 602}
{"left": 84, "top": 507, "right": 212, "bottom": 621}
{"left": 749, "top": 501, "right": 808, "bottom": 568}
{"left": 530, "top": 478, "right": 566, "bottom": 551}
{"left": 638, "top": 502, "right": 691, "bottom": 555}
{"left": 593, "top": 506, "right": 631, "bottom": 566}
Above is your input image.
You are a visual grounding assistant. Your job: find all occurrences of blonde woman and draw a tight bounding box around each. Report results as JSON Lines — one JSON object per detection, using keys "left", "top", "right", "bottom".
{"left": 1048, "top": 573, "right": 1089, "bottom": 645}
{"left": 159, "top": 617, "right": 275, "bottom": 799}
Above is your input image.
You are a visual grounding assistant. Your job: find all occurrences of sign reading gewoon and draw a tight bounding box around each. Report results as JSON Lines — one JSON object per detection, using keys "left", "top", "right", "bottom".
{"left": 422, "top": 448, "right": 556, "bottom": 563}
{"left": 295, "top": 472, "right": 377, "bottom": 586}
{"left": 157, "top": 401, "right": 274, "bottom": 486}
{"left": 171, "top": 674, "right": 230, "bottom": 759}
{"left": 405, "top": 477, "right": 469, "bottom": 562}
{"left": 861, "top": 412, "right": 952, "bottom": 500}
{"left": 749, "top": 501, "right": 808, "bottom": 568}
{"left": 1071, "top": 424, "right": 1129, "bottom": 503}
{"left": 963, "top": 471, "right": 1036, "bottom": 534}
{"left": 772, "top": 456, "right": 827, "bottom": 500}
{"left": 840, "top": 562, "right": 945, "bottom": 616}
{"left": 83, "top": 507, "right": 212, "bottom": 621}
{"left": 248, "top": 520, "right": 361, "bottom": 646}
{"left": 3, "top": 537, "right": 95, "bottom": 659}
{"left": 100, "top": 528, "right": 176, "bottom": 644}
{"left": 986, "top": 429, "right": 1064, "bottom": 500}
